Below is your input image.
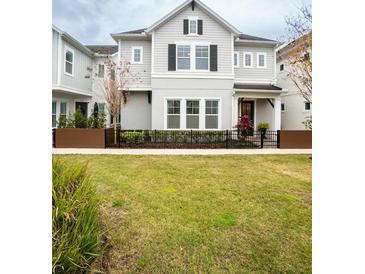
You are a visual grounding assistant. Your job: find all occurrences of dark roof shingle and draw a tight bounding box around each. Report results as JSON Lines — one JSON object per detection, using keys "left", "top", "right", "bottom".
{"left": 86, "top": 45, "right": 118, "bottom": 55}
{"left": 234, "top": 83, "right": 282, "bottom": 90}
{"left": 114, "top": 28, "right": 147, "bottom": 35}
{"left": 238, "top": 34, "right": 276, "bottom": 42}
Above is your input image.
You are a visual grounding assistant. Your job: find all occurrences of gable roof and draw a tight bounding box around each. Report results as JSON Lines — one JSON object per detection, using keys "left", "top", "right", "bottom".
{"left": 145, "top": 0, "right": 241, "bottom": 35}
{"left": 238, "top": 34, "right": 276, "bottom": 42}
{"left": 113, "top": 28, "right": 147, "bottom": 35}
{"left": 86, "top": 45, "right": 118, "bottom": 55}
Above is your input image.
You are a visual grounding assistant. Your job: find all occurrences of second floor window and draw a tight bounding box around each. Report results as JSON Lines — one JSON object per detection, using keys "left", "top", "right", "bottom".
{"left": 234, "top": 52, "right": 239, "bottom": 67}
{"left": 132, "top": 47, "right": 143, "bottom": 64}
{"left": 244, "top": 53, "right": 253, "bottom": 68}
{"left": 98, "top": 64, "right": 104, "bottom": 78}
{"left": 195, "top": 46, "right": 208, "bottom": 70}
{"left": 257, "top": 53, "right": 267, "bottom": 68}
{"left": 64, "top": 47, "right": 74, "bottom": 75}
{"left": 177, "top": 45, "right": 191, "bottom": 70}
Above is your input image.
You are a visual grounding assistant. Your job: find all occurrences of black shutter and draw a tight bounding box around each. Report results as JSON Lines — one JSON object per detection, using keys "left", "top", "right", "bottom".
{"left": 168, "top": 44, "right": 176, "bottom": 71}
{"left": 210, "top": 45, "right": 217, "bottom": 71}
{"left": 198, "top": 20, "right": 203, "bottom": 35}
{"left": 183, "top": 19, "right": 189, "bottom": 34}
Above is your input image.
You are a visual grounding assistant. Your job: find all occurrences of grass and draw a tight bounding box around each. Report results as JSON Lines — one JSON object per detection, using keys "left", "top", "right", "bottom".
{"left": 54, "top": 154, "right": 312, "bottom": 273}
{"left": 52, "top": 158, "right": 103, "bottom": 274}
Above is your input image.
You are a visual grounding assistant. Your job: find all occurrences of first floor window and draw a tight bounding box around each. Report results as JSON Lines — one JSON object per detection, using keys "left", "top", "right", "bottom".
{"left": 98, "top": 64, "right": 105, "bottom": 78}
{"left": 205, "top": 100, "right": 219, "bottom": 129}
{"left": 52, "top": 101, "right": 57, "bottom": 127}
{"left": 167, "top": 100, "right": 180, "bottom": 129}
{"left": 257, "top": 53, "right": 266, "bottom": 68}
{"left": 60, "top": 102, "right": 67, "bottom": 120}
{"left": 304, "top": 102, "right": 311, "bottom": 111}
{"left": 186, "top": 100, "right": 199, "bottom": 129}
{"left": 234, "top": 52, "right": 239, "bottom": 67}
{"left": 177, "top": 45, "right": 191, "bottom": 70}
{"left": 281, "top": 103, "right": 286, "bottom": 112}
{"left": 195, "top": 46, "right": 208, "bottom": 70}
{"left": 98, "top": 103, "right": 105, "bottom": 113}
{"left": 244, "top": 53, "right": 253, "bottom": 68}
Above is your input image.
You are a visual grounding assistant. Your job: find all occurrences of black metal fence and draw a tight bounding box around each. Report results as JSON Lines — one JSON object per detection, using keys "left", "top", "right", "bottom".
{"left": 105, "top": 128, "right": 279, "bottom": 149}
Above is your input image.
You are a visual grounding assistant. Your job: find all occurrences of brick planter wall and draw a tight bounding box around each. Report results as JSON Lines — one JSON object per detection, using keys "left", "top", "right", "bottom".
{"left": 55, "top": 128, "right": 105, "bottom": 148}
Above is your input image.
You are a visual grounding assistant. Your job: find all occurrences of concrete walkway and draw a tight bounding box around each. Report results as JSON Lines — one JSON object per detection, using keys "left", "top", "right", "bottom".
{"left": 53, "top": 148, "right": 311, "bottom": 155}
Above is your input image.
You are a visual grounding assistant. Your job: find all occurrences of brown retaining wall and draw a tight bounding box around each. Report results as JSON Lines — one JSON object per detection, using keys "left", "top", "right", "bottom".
{"left": 55, "top": 128, "right": 105, "bottom": 148}
{"left": 279, "top": 130, "right": 312, "bottom": 149}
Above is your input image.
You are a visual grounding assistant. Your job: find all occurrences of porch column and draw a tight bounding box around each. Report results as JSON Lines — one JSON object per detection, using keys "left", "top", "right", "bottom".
{"left": 232, "top": 96, "right": 238, "bottom": 128}
{"left": 274, "top": 97, "right": 281, "bottom": 130}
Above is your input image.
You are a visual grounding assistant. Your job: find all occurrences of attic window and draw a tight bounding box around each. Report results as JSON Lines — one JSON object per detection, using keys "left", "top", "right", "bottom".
{"left": 188, "top": 17, "right": 198, "bottom": 35}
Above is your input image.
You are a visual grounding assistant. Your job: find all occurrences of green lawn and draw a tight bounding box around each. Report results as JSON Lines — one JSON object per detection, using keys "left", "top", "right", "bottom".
{"left": 54, "top": 154, "right": 312, "bottom": 273}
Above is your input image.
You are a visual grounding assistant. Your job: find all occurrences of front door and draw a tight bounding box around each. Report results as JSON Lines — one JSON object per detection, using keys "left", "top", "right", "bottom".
{"left": 75, "top": 102, "right": 88, "bottom": 117}
{"left": 241, "top": 101, "right": 254, "bottom": 134}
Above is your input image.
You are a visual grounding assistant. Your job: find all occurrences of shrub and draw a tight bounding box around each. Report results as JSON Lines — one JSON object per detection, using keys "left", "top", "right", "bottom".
{"left": 87, "top": 109, "right": 106, "bottom": 128}
{"left": 121, "top": 131, "right": 144, "bottom": 144}
{"left": 258, "top": 122, "right": 269, "bottom": 130}
{"left": 52, "top": 158, "right": 103, "bottom": 273}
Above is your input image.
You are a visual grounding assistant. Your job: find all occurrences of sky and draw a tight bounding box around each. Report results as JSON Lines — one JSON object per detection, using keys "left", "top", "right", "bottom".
{"left": 52, "top": 0, "right": 311, "bottom": 45}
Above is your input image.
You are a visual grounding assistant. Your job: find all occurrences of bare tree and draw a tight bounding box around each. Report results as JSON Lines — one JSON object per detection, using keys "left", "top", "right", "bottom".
{"left": 282, "top": 5, "right": 312, "bottom": 104}
{"left": 101, "top": 56, "right": 139, "bottom": 144}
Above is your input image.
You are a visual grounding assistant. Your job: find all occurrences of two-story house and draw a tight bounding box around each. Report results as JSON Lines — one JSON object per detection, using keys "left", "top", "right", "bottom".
{"left": 52, "top": 0, "right": 284, "bottom": 131}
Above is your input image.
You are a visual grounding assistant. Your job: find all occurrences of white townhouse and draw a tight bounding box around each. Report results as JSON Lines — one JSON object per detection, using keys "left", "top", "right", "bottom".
{"left": 276, "top": 32, "right": 312, "bottom": 130}
{"left": 52, "top": 0, "right": 285, "bottom": 131}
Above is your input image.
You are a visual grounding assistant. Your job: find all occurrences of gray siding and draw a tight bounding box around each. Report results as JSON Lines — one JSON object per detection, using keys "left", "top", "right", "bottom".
{"left": 234, "top": 45, "right": 275, "bottom": 83}
{"left": 153, "top": 5, "right": 233, "bottom": 75}
{"left": 120, "top": 40, "right": 152, "bottom": 88}
{"left": 52, "top": 29, "right": 59, "bottom": 85}
{"left": 60, "top": 40, "right": 93, "bottom": 93}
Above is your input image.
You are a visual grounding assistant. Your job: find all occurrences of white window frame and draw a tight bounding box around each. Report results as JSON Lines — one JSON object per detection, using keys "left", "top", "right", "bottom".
{"left": 164, "top": 97, "right": 221, "bottom": 130}
{"left": 243, "top": 52, "right": 253, "bottom": 68}
{"left": 186, "top": 100, "right": 200, "bottom": 129}
{"left": 98, "top": 64, "right": 105, "bottom": 78}
{"left": 176, "top": 44, "right": 191, "bottom": 71}
{"left": 188, "top": 16, "right": 198, "bottom": 35}
{"left": 176, "top": 42, "right": 211, "bottom": 72}
{"left": 257, "top": 52, "right": 267, "bottom": 68}
{"left": 166, "top": 99, "right": 182, "bottom": 129}
{"left": 60, "top": 102, "right": 67, "bottom": 119}
{"left": 304, "top": 102, "right": 311, "bottom": 111}
{"left": 205, "top": 99, "right": 220, "bottom": 129}
{"left": 281, "top": 103, "right": 286, "bottom": 112}
{"left": 234, "top": 51, "right": 240, "bottom": 68}
{"left": 64, "top": 46, "right": 74, "bottom": 76}
{"left": 195, "top": 45, "right": 209, "bottom": 71}
{"left": 132, "top": 46, "right": 143, "bottom": 64}
{"left": 52, "top": 101, "right": 57, "bottom": 128}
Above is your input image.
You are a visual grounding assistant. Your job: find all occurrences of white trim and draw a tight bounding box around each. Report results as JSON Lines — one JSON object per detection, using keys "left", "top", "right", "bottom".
{"left": 243, "top": 52, "right": 253, "bottom": 68}
{"left": 163, "top": 97, "right": 222, "bottom": 130}
{"left": 131, "top": 46, "right": 143, "bottom": 64}
{"left": 151, "top": 31, "right": 155, "bottom": 74}
{"left": 234, "top": 79, "right": 273, "bottom": 84}
{"left": 118, "top": 39, "right": 122, "bottom": 63}
{"left": 57, "top": 32, "right": 62, "bottom": 85}
{"left": 64, "top": 45, "right": 74, "bottom": 77}
{"left": 152, "top": 73, "right": 234, "bottom": 79}
{"left": 273, "top": 49, "right": 277, "bottom": 82}
{"left": 52, "top": 85, "right": 92, "bottom": 97}
{"left": 257, "top": 52, "right": 267, "bottom": 68}
{"left": 231, "top": 34, "right": 235, "bottom": 74}
{"left": 234, "top": 51, "right": 240, "bottom": 68}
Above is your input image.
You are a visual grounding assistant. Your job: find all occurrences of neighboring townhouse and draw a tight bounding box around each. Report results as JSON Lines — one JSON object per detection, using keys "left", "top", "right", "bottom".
{"left": 53, "top": 0, "right": 285, "bottom": 131}
{"left": 276, "top": 32, "right": 312, "bottom": 130}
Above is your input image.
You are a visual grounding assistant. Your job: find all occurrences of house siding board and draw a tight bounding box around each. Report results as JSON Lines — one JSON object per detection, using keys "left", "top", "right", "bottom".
{"left": 234, "top": 45, "right": 275, "bottom": 82}
{"left": 153, "top": 5, "right": 232, "bottom": 75}
{"left": 60, "top": 40, "right": 93, "bottom": 93}
{"left": 120, "top": 40, "right": 152, "bottom": 88}
{"left": 52, "top": 29, "right": 59, "bottom": 85}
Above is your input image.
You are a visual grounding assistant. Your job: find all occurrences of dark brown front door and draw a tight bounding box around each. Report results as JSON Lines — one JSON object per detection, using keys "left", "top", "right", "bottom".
{"left": 241, "top": 101, "right": 254, "bottom": 135}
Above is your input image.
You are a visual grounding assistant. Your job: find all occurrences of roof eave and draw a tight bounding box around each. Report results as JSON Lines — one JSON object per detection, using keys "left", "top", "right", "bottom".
{"left": 235, "top": 38, "right": 279, "bottom": 45}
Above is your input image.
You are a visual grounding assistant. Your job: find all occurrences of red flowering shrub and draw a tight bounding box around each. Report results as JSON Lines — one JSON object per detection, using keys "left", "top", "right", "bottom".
{"left": 235, "top": 115, "right": 253, "bottom": 135}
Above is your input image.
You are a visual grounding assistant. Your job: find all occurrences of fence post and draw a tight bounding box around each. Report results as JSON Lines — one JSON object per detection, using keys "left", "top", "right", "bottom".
{"left": 260, "top": 130, "right": 264, "bottom": 148}
{"left": 277, "top": 130, "right": 281, "bottom": 148}
{"left": 225, "top": 130, "right": 229, "bottom": 148}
